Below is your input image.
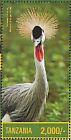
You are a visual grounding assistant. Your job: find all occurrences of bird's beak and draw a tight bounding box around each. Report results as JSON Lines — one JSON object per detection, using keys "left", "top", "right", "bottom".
{"left": 33, "top": 37, "right": 42, "bottom": 47}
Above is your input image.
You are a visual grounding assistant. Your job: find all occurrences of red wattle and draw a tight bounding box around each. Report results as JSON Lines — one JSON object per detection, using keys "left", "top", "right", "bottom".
{"left": 35, "top": 46, "right": 44, "bottom": 61}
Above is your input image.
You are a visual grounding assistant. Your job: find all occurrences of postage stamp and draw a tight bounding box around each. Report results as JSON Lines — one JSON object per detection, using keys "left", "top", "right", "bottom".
{"left": 0, "top": 0, "right": 71, "bottom": 139}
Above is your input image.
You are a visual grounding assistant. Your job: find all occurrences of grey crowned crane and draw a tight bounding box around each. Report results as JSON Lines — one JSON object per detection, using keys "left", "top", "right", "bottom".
{"left": 2, "top": 26, "right": 48, "bottom": 122}
{"left": 2, "top": 8, "right": 58, "bottom": 122}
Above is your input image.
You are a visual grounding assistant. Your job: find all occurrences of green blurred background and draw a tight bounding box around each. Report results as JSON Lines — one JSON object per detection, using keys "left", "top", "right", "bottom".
{"left": 3, "top": 2, "right": 69, "bottom": 122}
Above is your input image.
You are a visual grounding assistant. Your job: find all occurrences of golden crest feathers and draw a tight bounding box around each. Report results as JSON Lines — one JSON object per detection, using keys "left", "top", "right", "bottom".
{"left": 16, "top": 7, "right": 58, "bottom": 39}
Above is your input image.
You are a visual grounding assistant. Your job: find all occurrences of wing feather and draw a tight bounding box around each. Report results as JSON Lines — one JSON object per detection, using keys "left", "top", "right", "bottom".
{"left": 2, "top": 83, "right": 32, "bottom": 118}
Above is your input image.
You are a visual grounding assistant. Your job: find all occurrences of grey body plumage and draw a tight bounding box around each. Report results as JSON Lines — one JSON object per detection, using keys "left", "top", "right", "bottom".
{"left": 2, "top": 26, "right": 49, "bottom": 122}
{"left": 2, "top": 65, "right": 48, "bottom": 121}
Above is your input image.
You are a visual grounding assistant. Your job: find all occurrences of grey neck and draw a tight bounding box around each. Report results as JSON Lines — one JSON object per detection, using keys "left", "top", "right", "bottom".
{"left": 33, "top": 46, "right": 48, "bottom": 96}
{"left": 35, "top": 59, "right": 47, "bottom": 86}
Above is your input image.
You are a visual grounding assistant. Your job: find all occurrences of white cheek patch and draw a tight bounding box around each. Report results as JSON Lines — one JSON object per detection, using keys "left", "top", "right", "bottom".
{"left": 31, "top": 34, "right": 33, "bottom": 41}
{"left": 42, "top": 32, "right": 45, "bottom": 42}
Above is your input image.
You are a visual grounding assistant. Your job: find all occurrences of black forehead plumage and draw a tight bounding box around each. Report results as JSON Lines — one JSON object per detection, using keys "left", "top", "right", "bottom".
{"left": 32, "top": 26, "right": 42, "bottom": 39}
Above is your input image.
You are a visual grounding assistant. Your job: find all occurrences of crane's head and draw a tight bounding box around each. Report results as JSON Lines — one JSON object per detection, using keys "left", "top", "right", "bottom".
{"left": 17, "top": 8, "right": 58, "bottom": 61}
{"left": 32, "top": 26, "right": 45, "bottom": 45}
{"left": 31, "top": 26, "right": 45, "bottom": 62}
